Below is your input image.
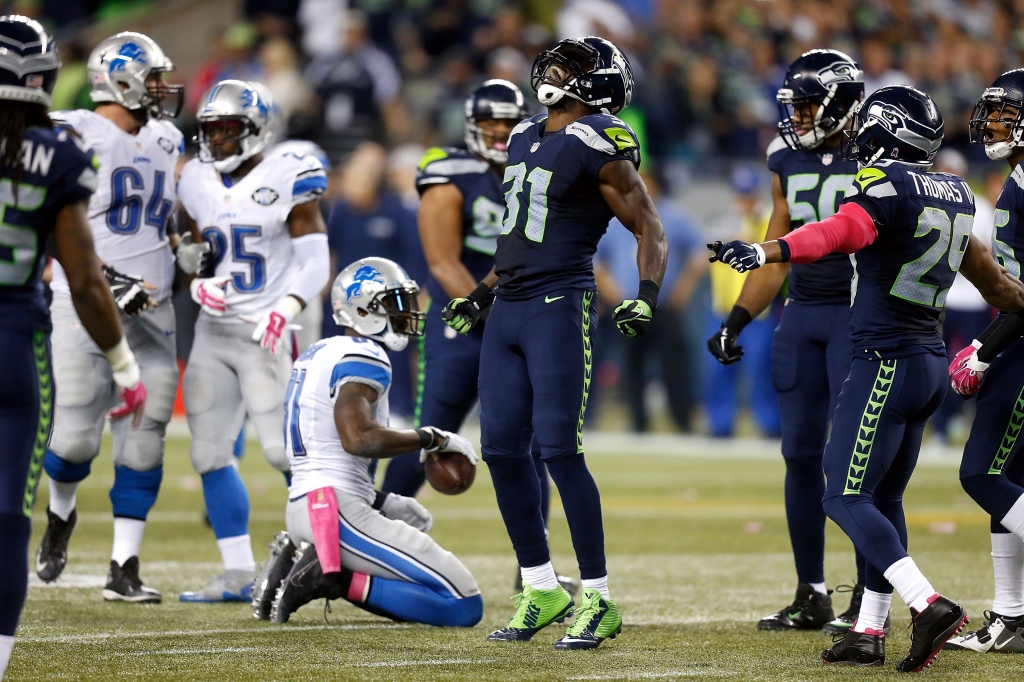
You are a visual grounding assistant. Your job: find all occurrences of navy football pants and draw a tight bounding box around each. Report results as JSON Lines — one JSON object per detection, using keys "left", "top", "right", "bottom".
{"left": 960, "top": 338, "right": 1024, "bottom": 533}
{"left": 479, "top": 290, "right": 606, "bottom": 579}
{"left": 771, "top": 301, "right": 863, "bottom": 586}
{"left": 822, "top": 353, "right": 946, "bottom": 594}
{"left": 0, "top": 330, "right": 52, "bottom": 636}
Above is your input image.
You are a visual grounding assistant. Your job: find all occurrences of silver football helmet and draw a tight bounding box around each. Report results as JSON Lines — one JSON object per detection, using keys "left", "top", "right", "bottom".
{"left": 331, "top": 257, "right": 425, "bottom": 351}
{"left": 88, "top": 32, "right": 182, "bottom": 119}
{"left": 196, "top": 79, "right": 274, "bottom": 173}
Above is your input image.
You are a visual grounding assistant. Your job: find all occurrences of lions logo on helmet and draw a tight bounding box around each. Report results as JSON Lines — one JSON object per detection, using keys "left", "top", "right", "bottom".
{"left": 345, "top": 265, "right": 384, "bottom": 304}
{"left": 331, "top": 258, "right": 425, "bottom": 351}
{"left": 108, "top": 42, "right": 146, "bottom": 73}
{"left": 88, "top": 32, "right": 182, "bottom": 119}
{"left": 195, "top": 80, "right": 274, "bottom": 174}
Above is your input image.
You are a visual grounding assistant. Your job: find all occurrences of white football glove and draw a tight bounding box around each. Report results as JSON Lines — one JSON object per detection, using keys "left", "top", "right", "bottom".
{"left": 379, "top": 493, "right": 433, "bottom": 533}
{"left": 417, "top": 426, "right": 479, "bottom": 465}
{"left": 244, "top": 296, "right": 302, "bottom": 355}
{"left": 175, "top": 233, "right": 212, "bottom": 275}
{"left": 190, "top": 276, "right": 229, "bottom": 316}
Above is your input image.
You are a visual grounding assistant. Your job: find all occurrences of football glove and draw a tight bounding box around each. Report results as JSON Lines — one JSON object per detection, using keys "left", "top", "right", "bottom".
{"left": 190, "top": 276, "right": 230, "bottom": 317}
{"left": 707, "top": 240, "right": 766, "bottom": 273}
{"left": 379, "top": 493, "right": 433, "bottom": 533}
{"left": 708, "top": 323, "right": 744, "bottom": 365}
{"left": 613, "top": 279, "right": 659, "bottom": 337}
{"left": 417, "top": 426, "right": 479, "bottom": 465}
{"left": 441, "top": 281, "right": 495, "bottom": 335}
{"left": 949, "top": 340, "right": 988, "bottom": 397}
{"left": 102, "top": 265, "right": 152, "bottom": 316}
{"left": 247, "top": 296, "right": 303, "bottom": 356}
{"left": 103, "top": 338, "right": 147, "bottom": 429}
{"left": 174, "top": 233, "right": 212, "bottom": 275}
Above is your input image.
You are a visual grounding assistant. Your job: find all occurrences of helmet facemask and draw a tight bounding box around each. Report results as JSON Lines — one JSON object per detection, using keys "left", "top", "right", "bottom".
{"left": 530, "top": 41, "right": 599, "bottom": 108}
{"left": 197, "top": 117, "right": 264, "bottom": 173}
{"left": 970, "top": 95, "right": 1024, "bottom": 160}
{"left": 778, "top": 87, "right": 857, "bottom": 150}
{"left": 141, "top": 70, "right": 183, "bottom": 120}
{"left": 332, "top": 281, "right": 425, "bottom": 352}
{"left": 465, "top": 117, "right": 518, "bottom": 164}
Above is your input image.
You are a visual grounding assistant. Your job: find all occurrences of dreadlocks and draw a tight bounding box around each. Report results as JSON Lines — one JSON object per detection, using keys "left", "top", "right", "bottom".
{"left": 0, "top": 101, "right": 52, "bottom": 199}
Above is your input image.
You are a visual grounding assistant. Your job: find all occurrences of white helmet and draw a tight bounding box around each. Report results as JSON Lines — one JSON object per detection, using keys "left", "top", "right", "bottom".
{"left": 331, "top": 257, "right": 425, "bottom": 351}
{"left": 195, "top": 79, "right": 273, "bottom": 173}
{"left": 88, "top": 32, "right": 182, "bottom": 119}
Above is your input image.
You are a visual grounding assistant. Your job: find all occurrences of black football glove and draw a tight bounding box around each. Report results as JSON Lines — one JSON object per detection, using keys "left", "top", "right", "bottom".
{"left": 102, "top": 265, "right": 151, "bottom": 316}
{"left": 707, "top": 240, "right": 764, "bottom": 273}
{"left": 707, "top": 305, "right": 752, "bottom": 365}
{"left": 441, "top": 281, "right": 495, "bottom": 335}
{"left": 613, "top": 279, "right": 660, "bottom": 337}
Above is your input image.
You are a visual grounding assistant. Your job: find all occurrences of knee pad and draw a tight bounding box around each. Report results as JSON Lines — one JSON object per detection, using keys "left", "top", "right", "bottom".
{"left": 43, "top": 449, "right": 92, "bottom": 483}
{"left": 114, "top": 422, "right": 166, "bottom": 472}
{"left": 109, "top": 466, "right": 163, "bottom": 520}
{"left": 138, "top": 362, "right": 178, "bottom": 425}
{"left": 262, "top": 445, "right": 289, "bottom": 473}
{"left": 190, "top": 440, "right": 235, "bottom": 476}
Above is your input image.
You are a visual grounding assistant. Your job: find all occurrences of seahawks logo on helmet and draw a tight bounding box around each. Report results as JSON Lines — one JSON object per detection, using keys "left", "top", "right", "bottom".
{"left": 818, "top": 62, "right": 861, "bottom": 86}
{"left": 108, "top": 41, "right": 146, "bottom": 74}
{"left": 345, "top": 265, "right": 384, "bottom": 304}
{"left": 251, "top": 187, "right": 279, "bottom": 206}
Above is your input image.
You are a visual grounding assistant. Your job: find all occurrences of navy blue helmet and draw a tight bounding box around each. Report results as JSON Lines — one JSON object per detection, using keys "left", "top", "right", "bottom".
{"left": 842, "top": 85, "right": 943, "bottom": 168}
{"left": 970, "top": 69, "right": 1024, "bottom": 160}
{"left": 530, "top": 37, "right": 633, "bottom": 115}
{"left": 0, "top": 15, "right": 60, "bottom": 107}
{"left": 464, "top": 79, "right": 528, "bottom": 164}
{"left": 777, "top": 49, "right": 864, "bottom": 150}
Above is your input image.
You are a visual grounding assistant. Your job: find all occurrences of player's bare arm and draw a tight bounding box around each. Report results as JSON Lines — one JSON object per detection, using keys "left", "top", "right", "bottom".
{"left": 419, "top": 183, "right": 478, "bottom": 299}
{"left": 958, "top": 234, "right": 1024, "bottom": 312}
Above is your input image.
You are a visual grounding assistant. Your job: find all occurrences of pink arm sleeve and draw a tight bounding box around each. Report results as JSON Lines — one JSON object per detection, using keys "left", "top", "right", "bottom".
{"left": 777, "top": 201, "right": 878, "bottom": 264}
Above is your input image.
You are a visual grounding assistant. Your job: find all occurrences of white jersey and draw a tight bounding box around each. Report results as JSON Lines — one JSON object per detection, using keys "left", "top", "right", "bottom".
{"left": 49, "top": 110, "right": 182, "bottom": 303}
{"left": 285, "top": 335, "right": 392, "bottom": 503}
{"left": 177, "top": 152, "right": 326, "bottom": 323}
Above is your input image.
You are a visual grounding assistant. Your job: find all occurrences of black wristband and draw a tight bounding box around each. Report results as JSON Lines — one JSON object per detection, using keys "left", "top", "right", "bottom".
{"left": 777, "top": 239, "right": 792, "bottom": 263}
{"left": 976, "top": 316, "right": 1003, "bottom": 346}
{"left": 469, "top": 281, "right": 496, "bottom": 308}
{"left": 416, "top": 428, "right": 435, "bottom": 449}
{"left": 637, "top": 279, "right": 660, "bottom": 310}
{"left": 372, "top": 490, "right": 389, "bottom": 510}
{"left": 724, "top": 305, "right": 753, "bottom": 335}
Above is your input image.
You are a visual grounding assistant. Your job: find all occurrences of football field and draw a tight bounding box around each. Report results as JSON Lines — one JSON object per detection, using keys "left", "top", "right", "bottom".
{"left": 7, "top": 433, "right": 1017, "bottom": 681}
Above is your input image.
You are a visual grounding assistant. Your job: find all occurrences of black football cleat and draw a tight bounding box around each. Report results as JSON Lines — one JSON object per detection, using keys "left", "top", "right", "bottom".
{"left": 269, "top": 544, "right": 344, "bottom": 624}
{"left": 821, "top": 630, "right": 885, "bottom": 667}
{"left": 103, "top": 556, "right": 161, "bottom": 603}
{"left": 823, "top": 583, "right": 892, "bottom": 635}
{"left": 252, "top": 532, "right": 297, "bottom": 620}
{"left": 35, "top": 507, "right": 77, "bottom": 582}
{"left": 943, "top": 611, "right": 1024, "bottom": 653}
{"left": 758, "top": 583, "right": 835, "bottom": 631}
{"left": 896, "top": 595, "right": 968, "bottom": 673}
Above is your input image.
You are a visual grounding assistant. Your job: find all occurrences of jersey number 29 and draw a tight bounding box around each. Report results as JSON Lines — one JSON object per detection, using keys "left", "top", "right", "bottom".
{"left": 891, "top": 207, "right": 973, "bottom": 308}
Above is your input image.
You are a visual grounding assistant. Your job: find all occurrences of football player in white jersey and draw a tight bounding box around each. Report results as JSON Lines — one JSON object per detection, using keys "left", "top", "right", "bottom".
{"left": 36, "top": 32, "right": 202, "bottom": 602}
{"left": 177, "top": 80, "right": 330, "bottom": 602}
{"left": 250, "top": 257, "right": 482, "bottom": 626}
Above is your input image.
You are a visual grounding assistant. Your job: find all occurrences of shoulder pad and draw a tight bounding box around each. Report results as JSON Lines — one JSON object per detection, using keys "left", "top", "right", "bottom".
{"left": 508, "top": 115, "right": 545, "bottom": 143}
{"left": 1010, "top": 164, "right": 1024, "bottom": 191}
{"left": 572, "top": 114, "right": 639, "bottom": 154}
{"left": 766, "top": 135, "right": 788, "bottom": 161}
{"left": 848, "top": 165, "right": 898, "bottom": 199}
{"left": 417, "top": 147, "right": 486, "bottom": 177}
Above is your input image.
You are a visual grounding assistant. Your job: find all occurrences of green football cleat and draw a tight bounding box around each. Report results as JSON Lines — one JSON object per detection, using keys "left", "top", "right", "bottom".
{"left": 487, "top": 583, "right": 574, "bottom": 642}
{"left": 554, "top": 588, "right": 622, "bottom": 650}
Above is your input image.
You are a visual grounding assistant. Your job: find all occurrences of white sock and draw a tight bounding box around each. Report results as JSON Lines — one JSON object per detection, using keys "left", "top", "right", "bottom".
{"left": 1001, "top": 494, "right": 1024, "bottom": 541}
{"left": 582, "top": 575, "right": 611, "bottom": 600}
{"left": 809, "top": 581, "right": 827, "bottom": 595}
{"left": 216, "top": 535, "right": 256, "bottom": 573}
{"left": 884, "top": 556, "right": 938, "bottom": 613}
{"left": 48, "top": 479, "right": 78, "bottom": 521}
{"left": 520, "top": 561, "right": 558, "bottom": 590}
{"left": 111, "top": 518, "right": 146, "bottom": 566}
{"left": 852, "top": 589, "right": 891, "bottom": 634}
{"left": 992, "top": 532, "right": 1024, "bottom": 617}
{"left": 0, "top": 634, "right": 13, "bottom": 679}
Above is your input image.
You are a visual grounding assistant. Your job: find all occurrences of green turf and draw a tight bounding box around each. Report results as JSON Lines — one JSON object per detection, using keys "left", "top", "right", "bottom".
{"left": 7, "top": 435, "right": 1015, "bottom": 680}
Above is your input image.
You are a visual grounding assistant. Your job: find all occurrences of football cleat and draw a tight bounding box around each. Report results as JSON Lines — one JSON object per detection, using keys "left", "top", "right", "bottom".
{"left": 102, "top": 556, "right": 161, "bottom": 603}
{"left": 179, "top": 569, "right": 257, "bottom": 603}
{"left": 823, "top": 583, "right": 891, "bottom": 635}
{"left": 36, "top": 507, "right": 78, "bottom": 583}
{"left": 821, "top": 630, "right": 885, "bottom": 667}
{"left": 514, "top": 570, "right": 581, "bottom": 598}
{"left": 943, "top": 611, "right": 1024, "bottom": 653}
{"left": 269, "top": 543, "right": 344, "bottom": 624}
{"left": 252, "top": 532, "right": 297, "bottom": 620}
{"left": 487, "top": 583, "right": 574, "bottom": 642}
{"left": 554, "top": 588, "right": 622, "bottom": 650}
{"left": 896, "top": 595, "right": 968, "bottom": 672}
{"left": 758, "top": 583, "right": 835, "bottom": 631}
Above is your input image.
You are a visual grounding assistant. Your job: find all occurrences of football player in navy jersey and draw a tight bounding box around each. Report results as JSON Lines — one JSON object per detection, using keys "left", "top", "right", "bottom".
{"left": 0, "top": 16, "right": 147, "bottom": 677}
{"left": 711, "top": 85, "right": 1024, "bottom": 671}
{"left": 709, "top": 49, "right": 869, "bottom": 634}
{"left": 442, "top": 37, "right": 667, "bottom": 651}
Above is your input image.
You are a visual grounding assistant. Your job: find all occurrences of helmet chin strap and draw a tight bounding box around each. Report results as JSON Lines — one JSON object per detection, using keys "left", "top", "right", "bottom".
{"left": 376, "top": 330, "right": 408, "bottom": 351}
{"left": 213, "top": 154, "right": 245, "bottom": 173}
{"left": 537, "top": 84, "right": 566, "bottom": 106}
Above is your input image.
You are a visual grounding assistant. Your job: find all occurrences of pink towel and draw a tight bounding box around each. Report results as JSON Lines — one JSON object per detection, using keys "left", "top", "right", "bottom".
{"left": 307, "top": 486, "right": 341, "bottom": 574}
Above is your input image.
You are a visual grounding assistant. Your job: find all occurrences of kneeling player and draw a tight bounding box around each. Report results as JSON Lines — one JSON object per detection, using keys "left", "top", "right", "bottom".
{"left": 256, "top": 257, "right": 482, "bottom": 626}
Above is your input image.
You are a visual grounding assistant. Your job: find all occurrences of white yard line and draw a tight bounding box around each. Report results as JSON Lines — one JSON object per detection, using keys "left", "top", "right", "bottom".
{"left": 18, "top": 623, "right": 410, "bottom": 644}
{"left": 350, "top": 659, "right": 494, "bottom": 668}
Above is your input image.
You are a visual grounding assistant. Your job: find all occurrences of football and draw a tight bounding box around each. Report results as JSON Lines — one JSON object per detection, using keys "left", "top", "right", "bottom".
{"left": 423, "top": 451, "right": 476, "bottom": 495}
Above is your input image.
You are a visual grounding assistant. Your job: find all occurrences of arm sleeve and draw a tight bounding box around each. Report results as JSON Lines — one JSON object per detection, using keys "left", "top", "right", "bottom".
{"left": 286, "top": 232, "right": 330, "bottom": 306}
{"left": 978, "top": 313, "right": 1024, "bottom": 363}
{"left": 777, "top": 201, "right": 878, "bottom": 264}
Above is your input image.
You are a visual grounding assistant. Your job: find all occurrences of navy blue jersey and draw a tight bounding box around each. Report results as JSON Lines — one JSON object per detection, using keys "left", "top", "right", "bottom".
{"left": 493, "top": 113, "right": 640, "bottom": 300}
{"left": 843, "top": 160, "right": 976, "bottom": 356}
{"left": 766, "top": 136, "right": 857, "bottom": 305}
{"left": 0, "top": 125, "right": 97, "bottom": 332}
{"left": 415, "top": 147, "right": 504, "bottom": 300}
{"left": 991, "top": 163, "right": 1024, "bottom": 282}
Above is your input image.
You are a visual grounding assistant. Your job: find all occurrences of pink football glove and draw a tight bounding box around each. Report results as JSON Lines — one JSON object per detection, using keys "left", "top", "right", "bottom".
{"left": 109, "top": 380, "right": 148, "bottom": 429}
{"left": 949, "top": 340, "right": 988, "bottom": 397}
{"left": 190, "top": 276, "right": 229, "bottom": 316}
{"left": 246, "top": 297, "right": 302, "bottom": 355}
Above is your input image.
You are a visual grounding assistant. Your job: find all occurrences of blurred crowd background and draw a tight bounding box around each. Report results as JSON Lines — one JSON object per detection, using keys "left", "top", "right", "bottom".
{"left": 11, "top": 0, "right": 1017, "bottom": 441}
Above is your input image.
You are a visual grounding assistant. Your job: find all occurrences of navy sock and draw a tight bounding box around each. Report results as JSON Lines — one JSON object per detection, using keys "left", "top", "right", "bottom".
{"left": 823, "top": 494, "right": 908, "bottom": 581}
{"left": 532, "top": 449, "right": 550, "bottom": 527}
{"left": 546, "top": 453, "right": 606, "bottom": 580}
{"left": 0, "top": 513, "right": 30, "bottom": 636}
{"left": 855, "top": 550, "right": 868, "bottom": 586}
{"left": 201, "top": 466, "right": 250, "bottom": 540}
{"left": 380, "top": 450, "right": 426, "bottom": 497}
{"left": 783, "top": 456, "right": 826, "bottom": 584}
{"left": 486, "top": 456, "right": 549, "bottom": 568}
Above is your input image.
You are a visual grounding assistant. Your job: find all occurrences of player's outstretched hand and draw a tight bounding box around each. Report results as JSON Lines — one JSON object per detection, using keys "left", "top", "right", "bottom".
{"left": 418, "top": 426, "right": 479, "bottom": 465}
{"left": 613, "top": 299, "right": 653, "bottom": 337}
{"left": 950, "top": 341, "right": 988, "bottom": 397}
{"left": 103, "top": 265, "right": 155, "bottom": 316}
{"left": 441, "top": 282, "right": 495, "bottom": 335}
{"left": 175, "top": 233, "right": 212, "bottom": 275}
{"left": 380, "top": 493, "right": 433, "bottom": 532}
{"left": 708, "top": 323, "right": 744, "bottom": 364}
{"left": 190, "top": 276, "right": 230, "bottom": 316}
{"left": 707, "top": 240, "right": 765, "bottom": 273}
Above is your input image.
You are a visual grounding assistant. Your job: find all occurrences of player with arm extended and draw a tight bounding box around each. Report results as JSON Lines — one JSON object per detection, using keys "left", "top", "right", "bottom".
{"left": 177, "top": 80, "right": 330, "bottom": 602}
{"left": 710, "top": 85, "right": 1024, "bottom": 671}
{"left": 36, "top": 31, "right": 189, "bottom": 603}
{"left": 442, "top": 37, "right": 668, "bottom": 651}
{"left": 253, "top": 258, "right": 483, "bottom": 626}
{"left": 708, "top": 50, "right": 869, "bottom": 634}
{"left": 943, "top": 69, "right": 1024, "bottom": 654}
{"left": 0, "top": 16, "right": 146, "bottom": 677}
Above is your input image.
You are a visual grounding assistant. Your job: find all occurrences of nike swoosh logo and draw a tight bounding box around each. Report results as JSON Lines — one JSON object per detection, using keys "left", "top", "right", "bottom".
{"left": 545, "top": 295, "right": 564, "bottom": 303}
